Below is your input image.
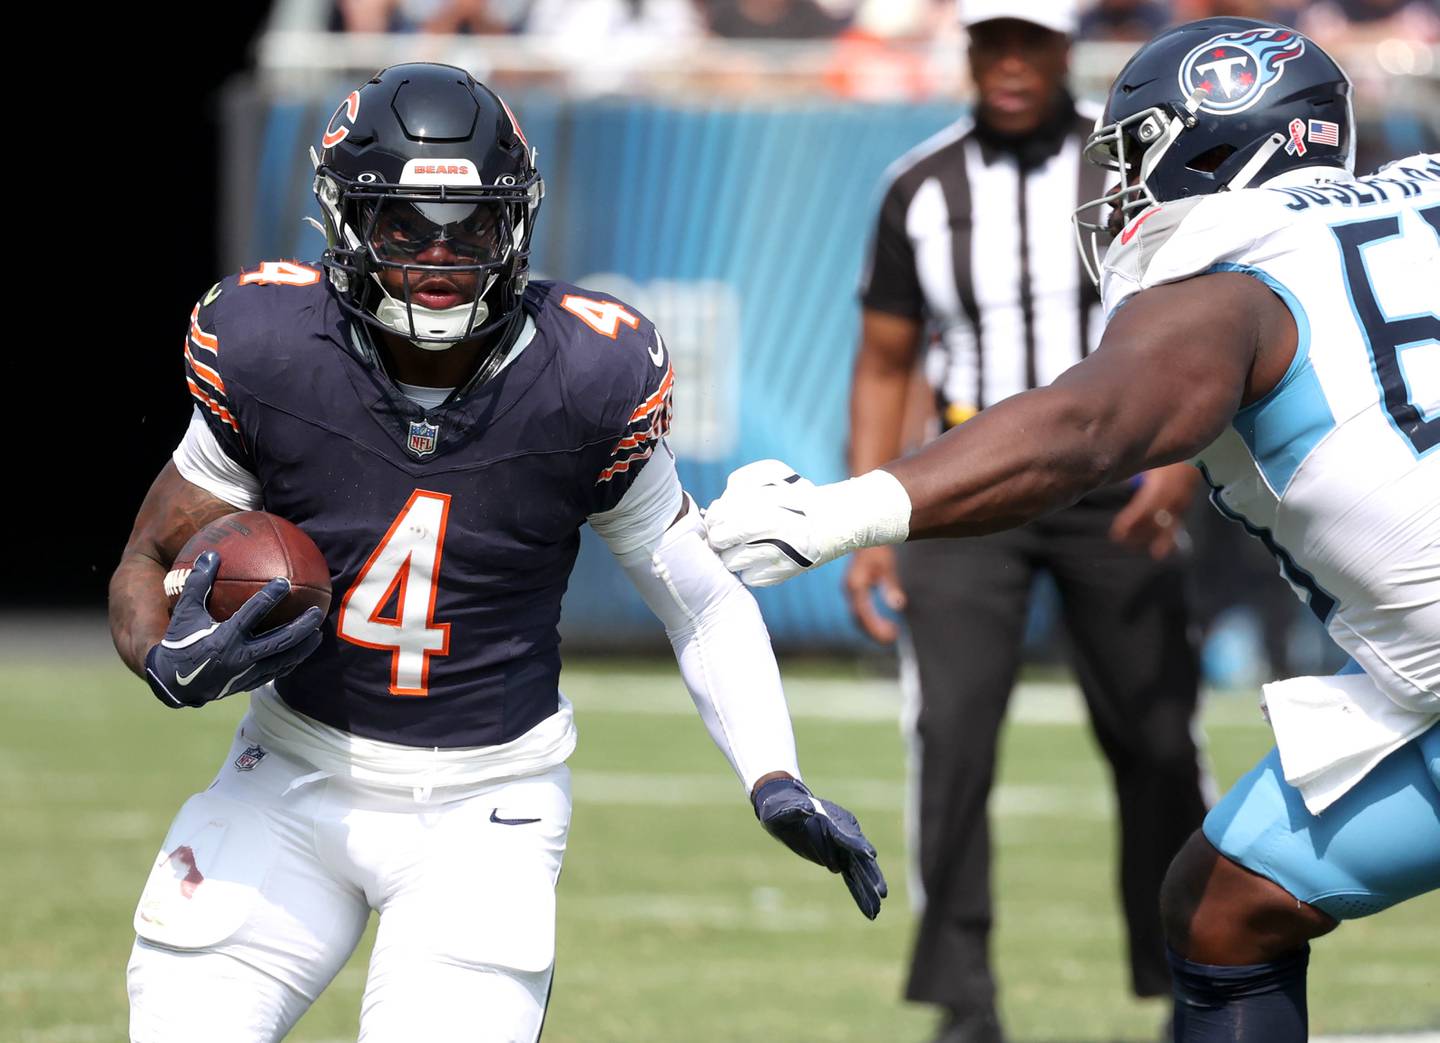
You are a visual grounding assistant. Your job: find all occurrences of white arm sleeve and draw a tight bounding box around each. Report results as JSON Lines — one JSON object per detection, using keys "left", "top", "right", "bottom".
{"left": 589, "top": 447, "right": 802, "bottom": 794}
{"left": 172, "top": 407, "right": 262, "bottom": 510}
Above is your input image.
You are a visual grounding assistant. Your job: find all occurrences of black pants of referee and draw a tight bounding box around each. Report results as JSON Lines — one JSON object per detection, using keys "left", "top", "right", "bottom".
{"left": 895, "top": 487, "right": 1209, "bottom": 1023}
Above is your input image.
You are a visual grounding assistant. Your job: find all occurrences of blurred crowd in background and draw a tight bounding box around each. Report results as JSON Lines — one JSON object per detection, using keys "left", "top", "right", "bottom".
{"left": 275, "top": 0, "right": 1440, "bottom": 128}
{"left": 326, "top": 0, "right": 1440, "bottom": 44}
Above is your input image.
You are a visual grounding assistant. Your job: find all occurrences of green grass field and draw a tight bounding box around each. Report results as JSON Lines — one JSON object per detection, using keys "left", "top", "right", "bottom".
{"left": 3, "top": 620, "right": 1437, "bottom": 1042}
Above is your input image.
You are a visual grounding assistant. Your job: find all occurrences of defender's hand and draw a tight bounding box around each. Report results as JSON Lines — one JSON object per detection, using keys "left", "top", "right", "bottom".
{"left": 144, "top": 551, "right": 324, "bottom": 709}
{"left": 752, "top": 777, "right": 888, "bottom": 920}
{"left": 704, "top": 460, "right": 831, "bottom": 587}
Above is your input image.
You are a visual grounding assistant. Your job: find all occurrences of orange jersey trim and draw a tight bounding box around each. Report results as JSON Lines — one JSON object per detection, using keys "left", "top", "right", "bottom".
{"left": 188, "top": 305, "right": 219, "bottom": 352}
{"left": 627, "top": 365, "right": 674, "bottom": 424}
{"left": 597, "top": 445, "right": 658, "bottom": 483}
{"left": 186, "top": 378, "right": 241, "bottom": 433}
{"left": 183, "top": 339, "right": 226, "bottom": 394}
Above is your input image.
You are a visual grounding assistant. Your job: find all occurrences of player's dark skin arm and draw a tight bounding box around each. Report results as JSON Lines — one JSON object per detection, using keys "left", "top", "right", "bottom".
{"left": 885, "top": 272, "right": 1297, "bottom": 538}
{"left": 108, "top": 461, "right": 239, "bottom": 677}
{"left": 881, "top": 272, "right": 1342, "bottom": 962}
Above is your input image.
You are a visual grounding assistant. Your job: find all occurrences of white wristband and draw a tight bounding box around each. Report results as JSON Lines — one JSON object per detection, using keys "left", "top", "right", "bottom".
{"left": 812, "top": 469, "right": 912, "bottom": 557}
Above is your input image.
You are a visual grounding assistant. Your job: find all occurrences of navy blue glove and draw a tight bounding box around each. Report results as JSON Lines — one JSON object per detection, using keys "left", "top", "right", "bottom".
{"left": 753, "top": 777, "right": 888, "bottom": 920}
{"left": 145, "top": 550, "right": 325, "bottom": 709}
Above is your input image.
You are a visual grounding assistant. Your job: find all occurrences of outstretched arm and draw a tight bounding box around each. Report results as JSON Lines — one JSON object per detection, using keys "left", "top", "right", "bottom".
{"left": 891, "top": 272, "right": 1285, "bottom": 538}
{"left": 590, "top": 451, "right": 888, "bottom": 919}
{"left": 705, "top": 272, "right": 1296, "bottom": 584}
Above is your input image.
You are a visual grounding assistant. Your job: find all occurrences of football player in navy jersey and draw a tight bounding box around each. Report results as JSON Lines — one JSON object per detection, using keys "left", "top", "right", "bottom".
{"left": 108, "top": 63, "right": 885, "bottom": 1043}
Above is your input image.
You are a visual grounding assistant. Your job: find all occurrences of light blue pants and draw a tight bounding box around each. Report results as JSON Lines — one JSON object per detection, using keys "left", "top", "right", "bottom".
{"left": 1204, "top": 718, "right": 1440, "bottom": 920}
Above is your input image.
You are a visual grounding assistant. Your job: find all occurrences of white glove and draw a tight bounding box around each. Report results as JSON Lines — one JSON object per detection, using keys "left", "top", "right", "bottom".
{"left": 704, "top": 460, "right": 912, "bottom": 588}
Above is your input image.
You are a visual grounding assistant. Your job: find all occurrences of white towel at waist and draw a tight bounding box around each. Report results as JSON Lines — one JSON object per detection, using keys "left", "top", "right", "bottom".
{"left": 247, "top": 683, "right": 578, "bottom": 796}
{"left": 1262, "top": 670, "right": 1439, "bottom": 816}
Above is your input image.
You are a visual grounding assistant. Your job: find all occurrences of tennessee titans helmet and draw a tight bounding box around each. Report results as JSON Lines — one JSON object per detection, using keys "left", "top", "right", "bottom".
{"left": 311, "top": 63, "right": 544, "bottom": 350}
{"left": 1074, "top": 17, "right": 1354, "bottom": 282}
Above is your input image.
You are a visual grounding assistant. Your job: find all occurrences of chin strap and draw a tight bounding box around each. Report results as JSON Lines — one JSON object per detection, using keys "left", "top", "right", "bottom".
{"left": 1222, "top": 132, "right": 1287, "bottom": 194}
{"left": 346, "top": 305, "right": 525, "bottom": 404}
{"left": 451, "top": 309, "right": 526, "bottom": 401}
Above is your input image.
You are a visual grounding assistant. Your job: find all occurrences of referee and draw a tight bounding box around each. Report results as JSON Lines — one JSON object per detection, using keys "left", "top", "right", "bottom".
{"left": 847, "top": 3, "right": 1210, "bottom": 1039}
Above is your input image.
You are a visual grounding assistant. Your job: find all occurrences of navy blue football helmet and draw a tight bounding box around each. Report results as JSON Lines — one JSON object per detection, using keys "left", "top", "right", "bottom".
{"left": 311, "top": 63, "right": 544, "bottom": 349}
{"left": 1074, "top": 18, "right": 1354, "bottom": 282}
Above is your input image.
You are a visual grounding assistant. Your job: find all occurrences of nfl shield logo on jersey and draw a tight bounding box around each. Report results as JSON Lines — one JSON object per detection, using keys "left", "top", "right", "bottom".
{"left": 407, "top": 419, "right": 440, "bottom": 458}
{"left": 234, "top": 744, "right": 268, "bottom": 772}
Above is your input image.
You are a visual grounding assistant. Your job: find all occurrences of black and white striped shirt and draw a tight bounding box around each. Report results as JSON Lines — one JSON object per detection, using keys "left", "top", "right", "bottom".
{"left": 860, "top": 100, "right": 1108, "bottom": 428}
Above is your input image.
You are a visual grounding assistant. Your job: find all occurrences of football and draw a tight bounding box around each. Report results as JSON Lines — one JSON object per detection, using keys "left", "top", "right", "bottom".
{"left": 165, "top": 511, "right": 331, "bottom": 628}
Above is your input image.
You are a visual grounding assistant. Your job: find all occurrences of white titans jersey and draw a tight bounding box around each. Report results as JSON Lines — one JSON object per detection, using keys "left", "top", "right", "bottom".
{"left": 1102, "top": 154, "right": 1440, "bottom": 714}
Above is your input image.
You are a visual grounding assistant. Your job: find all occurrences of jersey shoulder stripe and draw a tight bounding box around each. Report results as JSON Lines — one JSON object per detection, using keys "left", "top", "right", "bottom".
{"left": 181, "top": 263, "right": 334, "bottom": 465}
{"left": 183, "top": 298, "right": 239, "bottom": 435}
{"left": 598, "top": 357, "right": 673, "bottom": 484}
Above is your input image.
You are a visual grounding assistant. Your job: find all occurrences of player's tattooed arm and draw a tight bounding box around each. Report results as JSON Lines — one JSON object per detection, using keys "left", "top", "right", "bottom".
{"left": 109, "top": 462, "right": 239, "bottom": 677}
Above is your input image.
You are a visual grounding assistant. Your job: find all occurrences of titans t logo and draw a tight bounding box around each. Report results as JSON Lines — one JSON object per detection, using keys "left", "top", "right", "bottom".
{"left": 1179, "top": 28, "right": 1307, "bottom": 116}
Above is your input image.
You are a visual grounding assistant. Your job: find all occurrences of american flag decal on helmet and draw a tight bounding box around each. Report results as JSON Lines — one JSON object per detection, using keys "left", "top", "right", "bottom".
{"left": 598, "top": 364, "right": 674, "bottom": 483}
{"left": 1308, "top": 119, "right": 1339, "bottom": 146}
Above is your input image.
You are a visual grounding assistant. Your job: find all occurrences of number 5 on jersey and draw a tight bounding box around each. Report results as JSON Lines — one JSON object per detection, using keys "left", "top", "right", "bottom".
{"left": 338, "top": 491, "right": 452, "bottom": 695}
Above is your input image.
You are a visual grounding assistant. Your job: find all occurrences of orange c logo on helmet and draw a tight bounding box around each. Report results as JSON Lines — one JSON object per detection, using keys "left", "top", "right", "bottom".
{"left": 322, "top": 91, "right": 361, "bottom": 149}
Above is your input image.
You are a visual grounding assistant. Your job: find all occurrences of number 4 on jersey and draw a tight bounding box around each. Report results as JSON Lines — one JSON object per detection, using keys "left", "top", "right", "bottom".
{"left": 560, "top": 294, "right": 639, "bottom": 338}
{"left": 240, "top": 261, "right": 321, "bottom": 287}
{"left": 337, "top": 491, "right": 452, "bottom": 696}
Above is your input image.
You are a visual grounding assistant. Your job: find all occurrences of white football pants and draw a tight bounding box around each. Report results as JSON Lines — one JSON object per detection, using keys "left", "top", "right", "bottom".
{"left": 127, "top": 722, "right": 572, "bottom": 1042}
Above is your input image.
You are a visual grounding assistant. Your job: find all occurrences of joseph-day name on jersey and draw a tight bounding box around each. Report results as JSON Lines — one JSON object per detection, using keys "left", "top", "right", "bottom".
{"left": 183, "top": 265, "right": 674, "bottom": 748}
{"left": 1102, "top": 153, "right": 1440, "bottom": 718}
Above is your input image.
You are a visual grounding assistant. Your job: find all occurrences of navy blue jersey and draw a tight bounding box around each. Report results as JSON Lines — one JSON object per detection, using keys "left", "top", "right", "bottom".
{"left": 182, "top": 262, "right": 673, "bottom": 747}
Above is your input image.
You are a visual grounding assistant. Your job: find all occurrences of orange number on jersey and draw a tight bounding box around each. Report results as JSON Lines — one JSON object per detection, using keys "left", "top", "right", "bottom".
{"left": 560, "top": 294, "right": 640, "bottom": 339}
{"left": 239, "top": 261, "right": 322, "bottom": 287}
{"left": 337, "top": 491, "right": 452, "bottom": 696}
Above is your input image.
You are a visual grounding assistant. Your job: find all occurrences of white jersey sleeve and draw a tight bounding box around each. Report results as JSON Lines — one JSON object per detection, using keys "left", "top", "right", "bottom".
{"left": 172, "top": 406, "right": 262, "bottom": 510}
{"left": 590, "top": 445, "right": 803, "bottom": 794}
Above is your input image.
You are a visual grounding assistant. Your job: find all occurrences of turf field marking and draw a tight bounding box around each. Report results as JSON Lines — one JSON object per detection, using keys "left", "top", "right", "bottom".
{"left": 567, "top": 674, "right": 1265, "bottom": 728}
{"left": 572, "top": 770, "right": 1108, "bottom": 816}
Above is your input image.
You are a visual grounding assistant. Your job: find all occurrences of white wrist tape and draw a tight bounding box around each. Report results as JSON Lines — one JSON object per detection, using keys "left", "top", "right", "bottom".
{"left": 812, "top": 468, "right": 912, "bottom": 559}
